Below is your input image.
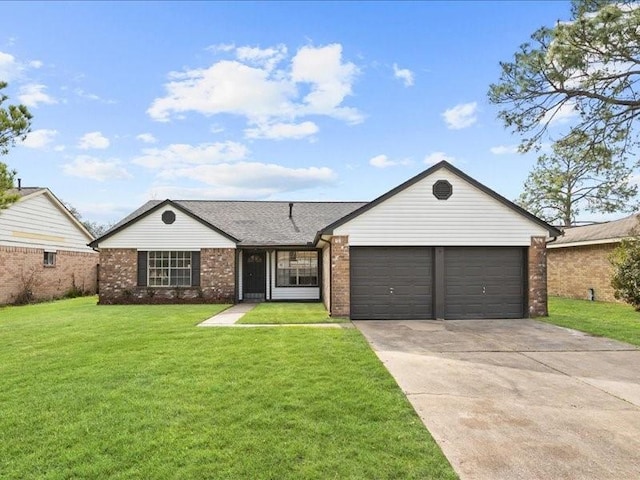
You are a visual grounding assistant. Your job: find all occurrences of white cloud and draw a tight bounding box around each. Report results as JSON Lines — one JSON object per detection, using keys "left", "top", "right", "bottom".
{"left": 158, "top": 161, "right": 336, "bottom": 192}
{"left": 132, "top": 141, "right": 248, "bottom": 169}
{"left": 393, "top": 64, "right": 414, "bottom": 87}
{"left": 29, "top": 60, "right": 43, "bottom": 69}
{"left": 245, "top": 121, "right": 319, "bottom": 140}
{"left": 542, "top": 101, "right": 578, "bottom": 125}
{"left": 78, "top": 131, "right": 110, "bottom": 150}
{"left": 0, "top": 51, "right": 19, "bottom": 81}
{"left": 54, "top": 145, "right": 66, "bottom": 152}
{"left": 490, "top": 144, "right": 519, "bottom": 155}
{"left": 21, "top": 129, "right": 58, "bottom": 149}
{"left": 75, "top": 88, "right": 116, "bottom": 104}
{"left": 146, "top": 185, "right": 285, "bottom": 201}
{"left": 290, "top": 44, "right": 362, "bottom": 123}
{"left": 424, "top": 152, "right": 456, "bottom": 165}
{"left": 442, "top": 102, "right": 478, "bottom": 130}
{"left": 62, "top": 156, "right": 132, "bottom": 181}
{"left": 18, "top": 84, "right": 57, "bottom": 107}
{"left": 136, "top": 133, "right": 157, "bottom": 144}
{"left": 148, "top": 43, "right": 362, "bottom": 131}
{"left": 369, "top": 154, "right": 412, "bottom": 168}
{"left": 236, "top": 44, "right": 287, "bottom": 72}
{"left": 206, "top": 43, "right": 236, "bottom": 53}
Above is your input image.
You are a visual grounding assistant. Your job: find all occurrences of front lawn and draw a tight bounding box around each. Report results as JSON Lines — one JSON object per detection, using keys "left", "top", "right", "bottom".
{"left": 545, "top": 296, "right": 640, "bottom": 346}
{"left": 237, "top": 302, "right": 346, "bottom": 324}
{"left": 0, "top": 297, "right": 455, "bottom": 480}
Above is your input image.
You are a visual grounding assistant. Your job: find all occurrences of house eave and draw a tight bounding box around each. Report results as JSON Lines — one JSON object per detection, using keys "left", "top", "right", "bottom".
{"left": 547, "top": 237, "right": 625, "bottom": 249}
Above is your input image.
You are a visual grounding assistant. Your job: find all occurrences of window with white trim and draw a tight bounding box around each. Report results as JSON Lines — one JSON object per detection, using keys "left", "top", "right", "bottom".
{"left": 148, "top": 251, "right": 192, "bottom": 286}
{"left": 43, "top": 251, "right": 56, "bottom": 267}
{"left": 276, "top": 251, "right": 318, "bottom": 287}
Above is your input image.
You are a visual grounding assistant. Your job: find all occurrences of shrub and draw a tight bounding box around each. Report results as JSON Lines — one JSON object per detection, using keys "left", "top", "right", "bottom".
{"left": 610, "top": 238, "right": 640, "bottom": 310}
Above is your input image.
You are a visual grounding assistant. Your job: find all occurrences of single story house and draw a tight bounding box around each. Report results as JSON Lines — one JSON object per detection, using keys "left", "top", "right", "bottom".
{"left": 0, "top": 186, "right": 98, "bottom": 305}
{"left": 547, "top": 213, "right": 639, "bottom": 303}
{"left": 91, "top": 161, "right": 560, "bottom": 319}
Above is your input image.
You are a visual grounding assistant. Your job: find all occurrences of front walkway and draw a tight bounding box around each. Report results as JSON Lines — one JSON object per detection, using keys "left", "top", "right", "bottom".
{"left": 197, "top": 303, "right": 351, "bottom": 328}
{"left": 355, "top": 318, "right": 640, "bottom": 480}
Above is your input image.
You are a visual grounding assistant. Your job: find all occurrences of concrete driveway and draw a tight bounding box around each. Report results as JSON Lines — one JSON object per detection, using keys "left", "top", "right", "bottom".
{"left": 355, "top": 319, "right": 640, "bottom": 480}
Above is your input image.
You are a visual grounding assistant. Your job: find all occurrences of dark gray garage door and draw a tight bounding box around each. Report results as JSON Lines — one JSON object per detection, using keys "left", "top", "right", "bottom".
{"left": 444, "top": 247, "right": 525, "bottom": 319}
{"left": 350, "top": 247, "right": 433, "bottom": 320}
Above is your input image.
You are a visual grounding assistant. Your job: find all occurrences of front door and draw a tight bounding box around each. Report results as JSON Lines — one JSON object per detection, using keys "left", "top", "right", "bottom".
{"left": 243, "top": 250, "right": 266, "bottom": 300}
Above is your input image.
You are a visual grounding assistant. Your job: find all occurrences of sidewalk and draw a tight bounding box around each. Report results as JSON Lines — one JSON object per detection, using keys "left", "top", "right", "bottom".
{"left": 197, "top": 303, "right": 352, "bottom": 328}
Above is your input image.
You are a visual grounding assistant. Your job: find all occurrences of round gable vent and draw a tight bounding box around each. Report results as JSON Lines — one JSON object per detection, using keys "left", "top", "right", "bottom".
{"left": 161, "top": 210, "right": 176, "bottom": 224}
{"left": 433, "top": 180, "right": 453, "bottom": 200}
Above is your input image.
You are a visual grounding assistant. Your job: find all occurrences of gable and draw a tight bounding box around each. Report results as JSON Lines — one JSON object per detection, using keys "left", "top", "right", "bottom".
{"left": 98, "top": 205, "right": 236, "bottom": 249}
{"left": 333, "top": 167, "right": 551, "bottom": 246}
{"left": 0, "top": 192, "right": 94, "bottom": 252}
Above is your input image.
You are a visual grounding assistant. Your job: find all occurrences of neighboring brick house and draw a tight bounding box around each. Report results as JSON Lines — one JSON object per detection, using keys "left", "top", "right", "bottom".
{"left": 0, "top": 187, "right": 98, "bottom": 305}
{"left": 91, "top": 161, "right": 559, "bottom": 319}
{"left": 547, "top": 213, "right": 639, "bottom": 303}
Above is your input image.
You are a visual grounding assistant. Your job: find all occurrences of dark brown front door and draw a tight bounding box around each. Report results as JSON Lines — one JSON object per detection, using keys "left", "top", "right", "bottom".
{"left": 243, "top": 250, "right": 266, "bottom": 300}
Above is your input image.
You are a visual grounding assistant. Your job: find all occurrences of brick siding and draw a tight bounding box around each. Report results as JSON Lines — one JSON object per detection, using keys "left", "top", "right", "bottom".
{"left": 0, "top": 246, "right": 98, "bottom": 305}
{"left": 98, "top": 248, "right": 235, "bottom": 304}
{"left": 548, "top": 243, "right": 619, "bottom": 303}
{"left": 528, "top": 236, "right": 549, "bottom": 317}
{"left": 330, "top": 236, "right": 350, "bottom": 316}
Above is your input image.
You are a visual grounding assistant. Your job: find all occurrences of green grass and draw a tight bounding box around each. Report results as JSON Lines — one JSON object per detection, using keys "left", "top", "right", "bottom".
{"left": 545, "top": 296, "right": 640, "bottom": 346}
{"left": 0, "top": 297, "right": 456, "bottom": 480}
{"left": 237, "top": 302, "right": 346, "bottom": 324}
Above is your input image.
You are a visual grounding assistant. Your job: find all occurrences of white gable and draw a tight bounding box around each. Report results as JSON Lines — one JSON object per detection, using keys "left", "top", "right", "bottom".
{"left": 0, "top": 191, "right": 94, "bottom": 252}
{"left": 334, "top": 168, "right": 549, "bottom": 246}
{"left": 98, "top": 206, "right": 236, "bottom": 249}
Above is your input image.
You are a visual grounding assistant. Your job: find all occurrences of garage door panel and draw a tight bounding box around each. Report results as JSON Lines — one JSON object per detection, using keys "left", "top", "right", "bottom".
{"left": 350, "top": 247, "right": 433, "bottom": 320}
{"left": 444, "top": 247, "right": 524, "bottom": 319}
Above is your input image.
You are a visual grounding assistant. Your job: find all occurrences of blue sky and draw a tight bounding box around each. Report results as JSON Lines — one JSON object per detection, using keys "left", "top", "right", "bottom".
{"left": 2, "top": 1, "right": 574, "bottom": 225}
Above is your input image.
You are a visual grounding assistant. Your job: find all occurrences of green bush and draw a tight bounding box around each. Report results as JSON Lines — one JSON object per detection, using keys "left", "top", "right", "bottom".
{"left": 610, "top": 238, "right": 640, "bottom": 310}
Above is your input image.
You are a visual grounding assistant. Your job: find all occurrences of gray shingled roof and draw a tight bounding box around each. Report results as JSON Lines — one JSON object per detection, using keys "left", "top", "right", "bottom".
{"left": 8, "top": 187, "right": 45, "bottom": 198}
{"left": 551, "top": 213, "right": 640, "bottom": 246}
{"left": 109, "top": 200, "right": 367, "bottom": 246}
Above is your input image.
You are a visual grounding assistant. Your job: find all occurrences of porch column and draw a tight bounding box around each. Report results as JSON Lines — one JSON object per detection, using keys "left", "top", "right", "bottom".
{"left": 330, "top": 236, "right": 350, "bottom": 317}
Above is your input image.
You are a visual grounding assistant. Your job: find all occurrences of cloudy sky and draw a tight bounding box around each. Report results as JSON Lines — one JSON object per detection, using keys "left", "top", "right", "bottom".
{"left": 2, "top": 1, "right": 573, "bottom": 225}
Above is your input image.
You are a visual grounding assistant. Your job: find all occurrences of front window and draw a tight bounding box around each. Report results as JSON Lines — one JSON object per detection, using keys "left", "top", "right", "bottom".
{"left": 43, "top": 251, "right": 56, "bottom": 267}
{"left": 276, "top": 251, "right": 318, "bottom": 287}
{"left": 148, "top": 251, "right": 192, "bottom": 287}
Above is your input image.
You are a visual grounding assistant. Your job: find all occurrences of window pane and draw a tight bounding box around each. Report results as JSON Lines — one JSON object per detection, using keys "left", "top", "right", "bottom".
{"left": 148, "top": 251, "right": 192, "bottom": 287}
{"left": 276, "top": 251, "right": 317, "bottom": 287}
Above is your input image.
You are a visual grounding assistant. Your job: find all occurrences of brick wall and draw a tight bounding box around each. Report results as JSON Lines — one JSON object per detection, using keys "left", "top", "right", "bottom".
{"left": 548, "top": 243, "right": 618, "bottom": 303}
{"left": 330, "top": 236, "right": 350, "bottom": 316}
{"left": 0, "top": 246, "right": 98, "bottom": 305}
{"left": 98, "top": 248, "right": 236, "bottom": 304}
{"left": 528, "top": 236, "right": 548, "bottom": 317}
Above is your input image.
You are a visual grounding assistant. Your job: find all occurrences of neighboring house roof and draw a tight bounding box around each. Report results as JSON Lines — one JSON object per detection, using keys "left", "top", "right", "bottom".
{"left": 92, "top": 199, "right": 367, "bottom": 248}
{"left": 10, "top": 187, "right": 46, "bottom": 198}
{"left": 548, "top": 212, "right": 640, "bottom": 248}
{"left": 318, "top": 160, "right": 562, "bottom": 240}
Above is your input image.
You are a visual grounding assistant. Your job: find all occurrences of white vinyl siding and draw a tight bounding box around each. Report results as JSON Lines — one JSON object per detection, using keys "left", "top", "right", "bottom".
{"left": 99, "top": 207, "right": 236, "bottom": 249}
{"left": 269, "top": 251, "right": 320, "bottom": 300}
{"left": 334, "top": 169, "right": 549, "bottom": 246}
{"left": 0, "top": 192, "right": 94, "bottom": 252}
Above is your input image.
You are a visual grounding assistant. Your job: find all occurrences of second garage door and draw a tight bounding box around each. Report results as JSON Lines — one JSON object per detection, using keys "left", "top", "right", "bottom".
{"left": 349, "top": 246, "right": 525, "bottom": 320}
{"left": 444, "top": 247, "right": 525, "bottom": 319}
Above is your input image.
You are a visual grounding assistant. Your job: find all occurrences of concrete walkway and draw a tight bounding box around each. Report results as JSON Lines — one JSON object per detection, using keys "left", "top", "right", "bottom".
{"left": 197, "top": 303, "right": 258, "bottom": 326}
{"left": 355, "top": 319, "right": 640, "bottom": 480}
{"left": 197, "top": 303, "right": 351, "bottom": 328}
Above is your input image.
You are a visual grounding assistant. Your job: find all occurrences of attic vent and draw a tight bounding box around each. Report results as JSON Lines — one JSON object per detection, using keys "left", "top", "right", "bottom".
{"left": 161, "top": 210, "right": 176, "bottom": 225}
{"left": 433, "top": 180, "right": 452, "bottom": 200}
